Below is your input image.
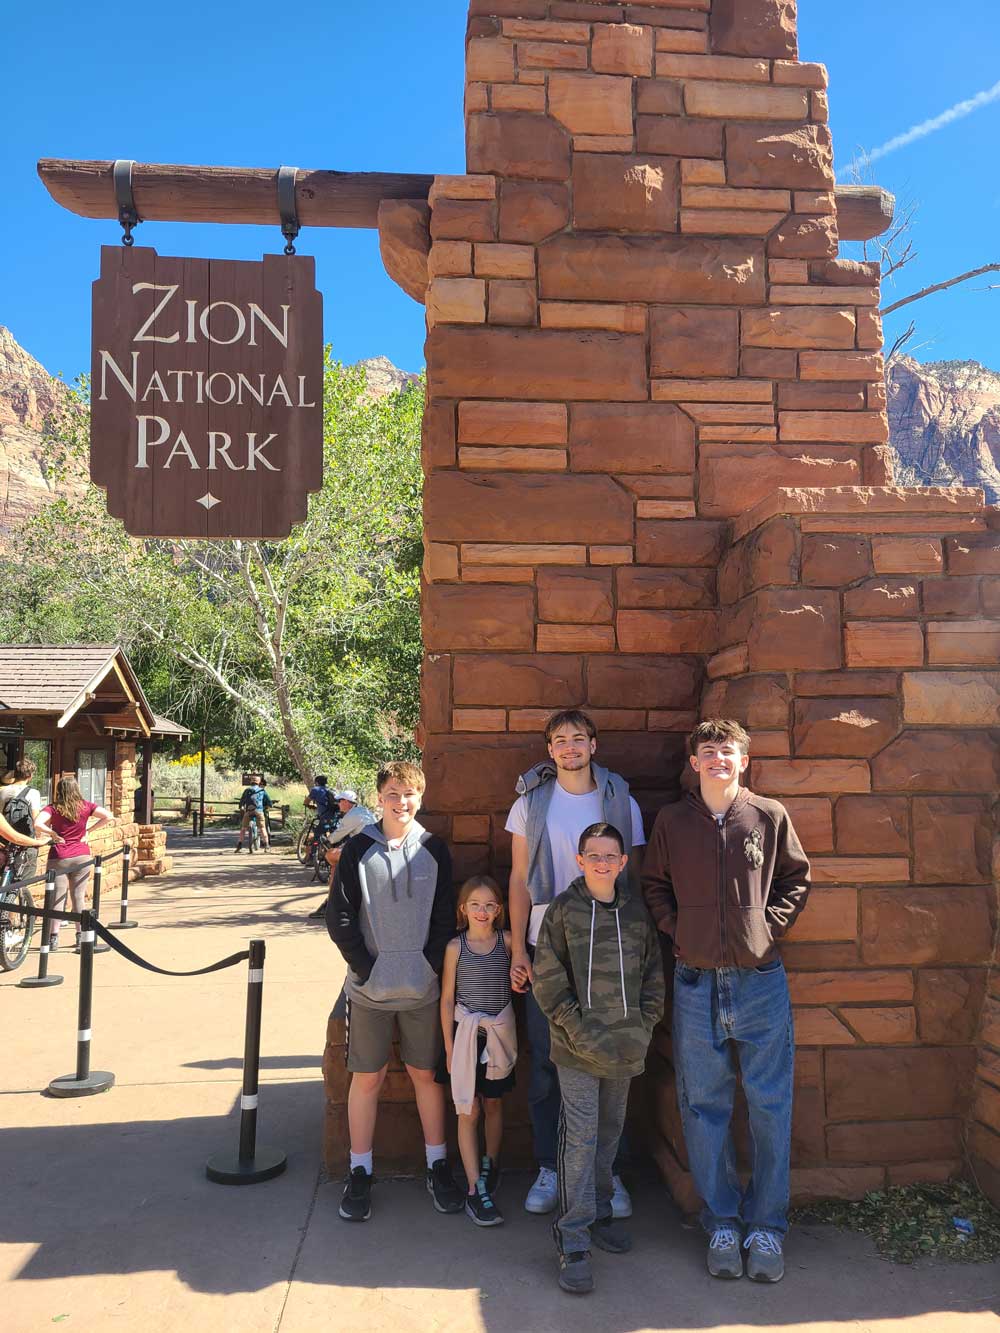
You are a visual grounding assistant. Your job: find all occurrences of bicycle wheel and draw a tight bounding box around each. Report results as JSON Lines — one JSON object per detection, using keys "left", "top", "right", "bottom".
{"left": 296, "top": 822, "right": 315, "bottom": 866}
{"left": 0, "top": 884, "right": 35, "bottom": 972}
{"left": 313, "top": 847, "right": 331, "bottom": 886}
{"left": 249, "top": 818, "right": 260, "bottom": 853}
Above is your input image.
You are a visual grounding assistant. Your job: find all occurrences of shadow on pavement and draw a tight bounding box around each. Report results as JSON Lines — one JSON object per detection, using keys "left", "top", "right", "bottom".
{"left": 183, "top": 1055, "right": 323, "bottom": 1071}
{"left": 3, "top": 1077, "right": 998, "bottom": 1331}
{"left": 2, "top": 1081, "right": 323, "bottom": 1297}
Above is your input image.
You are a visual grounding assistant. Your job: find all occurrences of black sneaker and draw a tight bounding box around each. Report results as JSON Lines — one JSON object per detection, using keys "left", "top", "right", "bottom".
{"left": 591, "top": 1217, "right": 633, "bottom": 1253}
{"left": 558, "top": 1251, "right": 594, "bottom": 1295}
{"left": 427, "top": 1159, "right": 464, "bottom": 1214}
{"left": 465, "top": 1180, "right": 504, "bottom": 1227}
{"left": 480, "top": 1155, "right": 499, "bottom": 1195}
{"left": 234, "top": 844, "right": 242, "bottom": 853}
{"left": 339, "top": 1167, "right": 373, "bottom": 1222}
{"left": 308, "top": 901, "right": 328, "bottom": 920}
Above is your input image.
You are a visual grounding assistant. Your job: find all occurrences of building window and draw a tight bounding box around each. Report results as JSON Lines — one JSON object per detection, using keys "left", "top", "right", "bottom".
{"left": 76, "top": 748, "right": 108, "bottom": 805}
{"left": 23, "top": 739, "right": 52, "bottom": 803}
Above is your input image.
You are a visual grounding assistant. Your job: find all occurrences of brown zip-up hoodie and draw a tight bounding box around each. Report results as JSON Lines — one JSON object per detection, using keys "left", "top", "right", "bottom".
{"left": 642, "top": 788, "right": 810, "bottom": 969}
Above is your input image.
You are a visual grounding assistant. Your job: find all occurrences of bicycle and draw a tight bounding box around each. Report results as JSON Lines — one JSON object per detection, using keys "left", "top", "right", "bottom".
{"left": 0, "top": 856, "right": 35, "bottom": 972}
{"left": 297, "top": 809, "right": 340, "bottom": 867}
{"left": 247, "top": 811, "right": 262, "bottom": 853}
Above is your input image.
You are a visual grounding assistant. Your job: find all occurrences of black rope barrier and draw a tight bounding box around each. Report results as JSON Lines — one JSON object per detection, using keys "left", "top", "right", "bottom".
{"left": 107, "top": 843, "right": 137, "bottom": 931}
{"left": 48, "top": 910, "right": 113, "bottom": 1098}
{"left": 206, "top": 938, "right": 287, "bottom": 1186}
{"left": 17, "top": 872, "right": 65, "bottom": 990}
{"left": 84, "top": 856, "right": 111, "bottom": 955}
{"left": 9, "top": 885, "right": 287, "bottom": 1182}
{"left": 92, "top": 920, "right": 250, "bottom": 977}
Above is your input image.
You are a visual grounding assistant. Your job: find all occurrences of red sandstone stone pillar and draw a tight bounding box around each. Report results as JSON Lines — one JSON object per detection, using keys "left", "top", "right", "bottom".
{"left": 344, "top": 0, "right": 1000, "bottom": 1203}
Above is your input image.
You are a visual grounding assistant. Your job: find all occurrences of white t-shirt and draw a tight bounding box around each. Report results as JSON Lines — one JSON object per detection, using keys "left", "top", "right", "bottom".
{"left": 0, "top": 782, "right": 42, "bottom": 819}
{"left": 506, "top": 782, "right": 646, "bottom": 945}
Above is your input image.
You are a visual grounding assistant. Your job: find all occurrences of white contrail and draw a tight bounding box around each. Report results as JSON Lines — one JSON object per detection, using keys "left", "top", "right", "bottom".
{"left": 839, "top": 78, "right": 1000, "bottom": 178}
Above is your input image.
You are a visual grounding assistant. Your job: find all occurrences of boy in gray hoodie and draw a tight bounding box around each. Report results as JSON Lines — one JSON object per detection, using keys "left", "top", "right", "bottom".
{"left": 328, "top": 761, "right": 463, "bottom": 1222}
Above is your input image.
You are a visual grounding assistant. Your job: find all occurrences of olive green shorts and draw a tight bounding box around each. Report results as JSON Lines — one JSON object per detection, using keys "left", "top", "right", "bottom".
{"left": 345, "top": 996, "right": 442, "bottom": 1073}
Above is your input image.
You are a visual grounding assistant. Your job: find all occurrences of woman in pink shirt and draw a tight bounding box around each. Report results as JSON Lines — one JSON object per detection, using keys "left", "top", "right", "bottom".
{"left": 35, "top": 777, "right": 115, "bottom": 950}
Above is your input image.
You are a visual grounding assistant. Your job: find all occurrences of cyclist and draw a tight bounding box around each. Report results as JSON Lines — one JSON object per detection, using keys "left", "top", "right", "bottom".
{"left": 307, "top": 789, "right": 375, "bottom": 919}
{"left": 0, "top": 802, "right": 51, "bottom": 970}
{"left": 235, "top": 774, "right": 272, "bottom": 853}
{"left": 0, "top": 758, "right": 45, "bottom": 885}
{"left": 306, "top": 775, "right": 334, "bottom": 823}
{"left": 0, "top": 800, "right": 51, "bottom": 878}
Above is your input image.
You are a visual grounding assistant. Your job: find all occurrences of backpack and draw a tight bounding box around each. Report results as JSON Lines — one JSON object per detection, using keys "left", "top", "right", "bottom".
{"left": 3, "top": 791, "right": 35, "bottom": 841}
{"left": 239, "top": 787, "right": 258, "bottom": 812}
{"left": 1, "top": 790, "right": 37, "bottom": 883}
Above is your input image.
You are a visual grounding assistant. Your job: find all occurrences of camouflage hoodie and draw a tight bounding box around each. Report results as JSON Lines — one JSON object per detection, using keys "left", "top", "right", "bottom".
{"left": 532, "top": 877, "right": 664, "bottom": 1079}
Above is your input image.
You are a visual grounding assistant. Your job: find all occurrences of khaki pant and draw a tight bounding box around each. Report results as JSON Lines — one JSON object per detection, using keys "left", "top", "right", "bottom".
{"left": 240, "top": 811, "right": 269, "bottom": 846}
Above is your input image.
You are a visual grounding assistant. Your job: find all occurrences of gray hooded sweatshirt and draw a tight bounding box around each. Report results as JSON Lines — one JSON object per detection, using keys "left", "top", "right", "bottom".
{"left": 327, "top": 820, "right": 455, "bottom": 1011}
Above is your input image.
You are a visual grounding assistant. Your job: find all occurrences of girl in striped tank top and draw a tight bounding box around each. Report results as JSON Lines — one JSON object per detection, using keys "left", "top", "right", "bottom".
{"left": 439, "top": 875, "right": 517, "bottom": 1227}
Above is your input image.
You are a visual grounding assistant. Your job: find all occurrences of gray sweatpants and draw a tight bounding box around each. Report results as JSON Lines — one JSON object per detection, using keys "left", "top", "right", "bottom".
{"left": 555, "top": 1064, "right": 631, "bottom": 1255}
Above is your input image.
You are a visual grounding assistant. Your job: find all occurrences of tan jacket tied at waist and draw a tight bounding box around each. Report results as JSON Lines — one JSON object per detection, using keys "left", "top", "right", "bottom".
{"left": 450, "top": 1001, "right": 517, "bottom": 1115}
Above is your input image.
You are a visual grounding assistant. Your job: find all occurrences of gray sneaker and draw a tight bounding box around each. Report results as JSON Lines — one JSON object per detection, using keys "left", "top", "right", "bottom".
{"left": 707, "top": 1225, "right": 743, "bottom": 1279}
{"left": 558, "top": 1250, "right": 594, "bottom": 1295}
{"left": 745, "top": 1228, "right": 784, "bottom": 1282}
{"left": 590, "top": 1217, "right": 633, "bottom": 1253}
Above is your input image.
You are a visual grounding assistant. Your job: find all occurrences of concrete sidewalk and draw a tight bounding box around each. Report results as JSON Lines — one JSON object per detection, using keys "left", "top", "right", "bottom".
{"left": 2, "top": 829, "right": 998, "bottom": 1332}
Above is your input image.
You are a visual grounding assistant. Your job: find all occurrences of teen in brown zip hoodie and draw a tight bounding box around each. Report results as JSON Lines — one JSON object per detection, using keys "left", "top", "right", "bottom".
{"left": 642, "top": 719, "right": 810, "bottom": 1285}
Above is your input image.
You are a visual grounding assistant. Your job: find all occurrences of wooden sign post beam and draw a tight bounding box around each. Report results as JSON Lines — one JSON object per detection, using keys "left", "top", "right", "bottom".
{"left": 37, "top": 158, "right": 893, "bottom": 243}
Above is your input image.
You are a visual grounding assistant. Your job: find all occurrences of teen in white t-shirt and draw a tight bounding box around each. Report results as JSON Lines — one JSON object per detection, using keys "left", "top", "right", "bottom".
{"left": 505, "top": 782, "right": 645, "bottom": 945}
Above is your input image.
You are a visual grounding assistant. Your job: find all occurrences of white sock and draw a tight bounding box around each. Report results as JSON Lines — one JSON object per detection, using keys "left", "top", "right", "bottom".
{"left": 350, "top": 1151, "right": 373, "bottom": 1175}
{"left": 425, "top": 1142, "right": 447, "bottom": 1169}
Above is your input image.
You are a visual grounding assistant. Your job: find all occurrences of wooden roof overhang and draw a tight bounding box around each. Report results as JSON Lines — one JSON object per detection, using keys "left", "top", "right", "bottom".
{"left": 0, "top": 646, "right": 186, "bottom": 741}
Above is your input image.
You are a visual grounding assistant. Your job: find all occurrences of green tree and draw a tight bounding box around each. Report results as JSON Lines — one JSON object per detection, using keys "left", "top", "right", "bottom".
{"left": 1, "top": 355, "right": 424, "bottom": 786}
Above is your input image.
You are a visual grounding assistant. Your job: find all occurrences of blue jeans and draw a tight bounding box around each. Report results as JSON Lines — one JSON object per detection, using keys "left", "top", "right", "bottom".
{"left": 672, "top": 958, "right": 794, "bottom": 1236}
{"left": 525, "top": 977, "right": 561, "bottom": 1171}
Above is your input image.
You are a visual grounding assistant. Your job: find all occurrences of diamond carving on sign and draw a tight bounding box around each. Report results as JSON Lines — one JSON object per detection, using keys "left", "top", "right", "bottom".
{"left": 196, "top": 492, "right": 221, "bottom": 511}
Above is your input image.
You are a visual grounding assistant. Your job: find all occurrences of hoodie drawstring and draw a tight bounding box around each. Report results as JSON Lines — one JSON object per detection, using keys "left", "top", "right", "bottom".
{"left": 587, "top": 899, "right": 595, "bottom": 1010}
{"left": 585, "top": 900, "right": 628, "bottom": 1020}
{"left": 387, "top": 837, "right": 415, "bottom": 902}
{"left": 614, "top": 909, "right": 627, "bottom": 1020}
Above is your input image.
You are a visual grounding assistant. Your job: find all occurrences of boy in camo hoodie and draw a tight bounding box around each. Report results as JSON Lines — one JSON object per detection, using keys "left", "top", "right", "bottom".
{"left": 532, "top": 822, "right": 664, "bottom": 1296}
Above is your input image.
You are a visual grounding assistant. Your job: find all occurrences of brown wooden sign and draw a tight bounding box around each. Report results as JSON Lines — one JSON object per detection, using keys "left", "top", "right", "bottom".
{"left": 91, "top": 245, "right": 323, "bottom": 538}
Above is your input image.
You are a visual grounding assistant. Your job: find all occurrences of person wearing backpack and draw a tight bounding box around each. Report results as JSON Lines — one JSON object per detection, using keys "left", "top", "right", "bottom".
{"left": 0, "top": 758, "right": 45, "bottom": 885}
{"left": 235, "top": 774, "right": 271, "bottom": 852}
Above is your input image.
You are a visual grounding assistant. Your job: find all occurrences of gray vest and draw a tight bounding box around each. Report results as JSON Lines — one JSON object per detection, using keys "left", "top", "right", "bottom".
{"left": 516, "top": 761, "right": 637, "bottom": 907}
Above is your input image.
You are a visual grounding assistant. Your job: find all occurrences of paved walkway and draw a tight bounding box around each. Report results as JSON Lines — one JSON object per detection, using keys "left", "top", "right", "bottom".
{"left": 2, "top": 830, "right": 998, "bottom": 1332}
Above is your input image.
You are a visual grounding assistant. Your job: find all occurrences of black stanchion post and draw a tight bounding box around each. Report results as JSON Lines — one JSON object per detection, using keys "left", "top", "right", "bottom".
{"left": 83, "top": 855, "right": 111, "bottom": 954}
{"left": 48, "top": 909, "right": 114, "bottom": 1097}
{"left": 206, "top": 938, "right": 287, "bottom": 1185}
{"left": 18, "top": 873, "right": 64, "bottom": 989}
{"left": 108, "top": 842, "right": 137, "bottom": 931}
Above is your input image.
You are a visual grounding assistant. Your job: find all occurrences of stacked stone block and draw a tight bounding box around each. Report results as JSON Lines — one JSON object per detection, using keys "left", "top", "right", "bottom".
{"left": 644, "top": 487, "right": 999, "bottom": 1204}
{"left": 323, "top": 0, "right": 1000, "bottom": 1201}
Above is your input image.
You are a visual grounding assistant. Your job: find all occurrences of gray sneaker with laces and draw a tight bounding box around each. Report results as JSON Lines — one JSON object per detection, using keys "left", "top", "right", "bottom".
{"left": 707, "top": 1225, "right": 743, "bottom": 1279}
{"left": 745, "top": 1228, "right": 784, "bottom": 1282}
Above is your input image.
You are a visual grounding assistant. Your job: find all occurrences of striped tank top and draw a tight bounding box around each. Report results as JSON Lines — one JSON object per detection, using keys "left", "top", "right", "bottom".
{"left": 455, "top": 931, "right": 511, "bottom": 1017}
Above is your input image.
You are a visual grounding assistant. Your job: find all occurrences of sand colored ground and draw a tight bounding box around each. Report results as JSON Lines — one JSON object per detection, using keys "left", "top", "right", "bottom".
{"left": 2, "top": 829, "right": 997, "bottom": 1332}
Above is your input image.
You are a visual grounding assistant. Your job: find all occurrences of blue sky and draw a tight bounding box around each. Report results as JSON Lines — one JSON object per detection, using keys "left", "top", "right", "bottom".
{"left": 2, "top": 0, "right": 998, "bottom": 381}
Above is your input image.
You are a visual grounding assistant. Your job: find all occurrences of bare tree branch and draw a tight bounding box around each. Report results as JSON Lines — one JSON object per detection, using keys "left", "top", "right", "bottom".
{"left": 881, "top": 262, "right": 1000, "bottom": 315}
{"left": 885, "top": 320, "right": 917, "bottom": 364}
